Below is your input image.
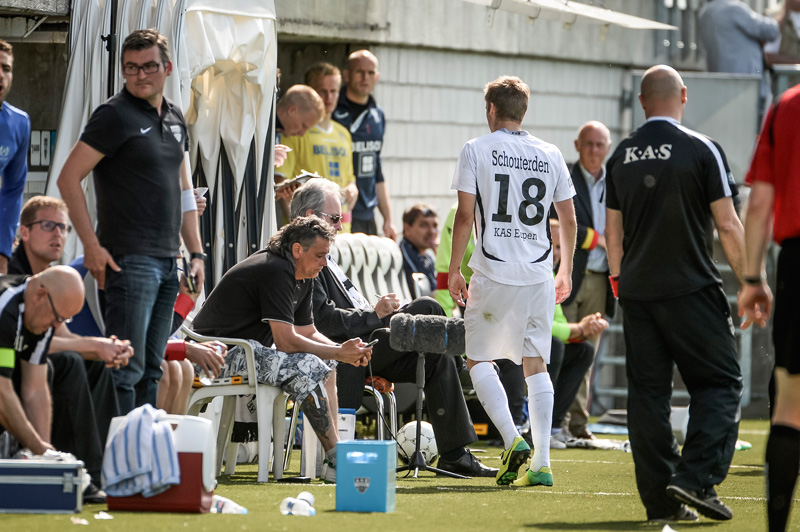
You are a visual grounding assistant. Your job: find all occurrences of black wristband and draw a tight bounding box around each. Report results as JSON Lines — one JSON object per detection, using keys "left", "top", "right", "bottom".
{"left": 743, "top": 275, "right": 765, "bottom": 285}
{"left": 190, "top": 252, "right": 207, "bottom": 262}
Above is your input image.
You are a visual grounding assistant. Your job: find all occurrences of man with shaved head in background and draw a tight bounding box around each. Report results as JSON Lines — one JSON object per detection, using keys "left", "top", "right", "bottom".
{"left": 0, "top": 267, "right": 84, "bottom": 455}
{"left": 605, "top": 65, "right": 745, "bottom": 524}
{"left": 333, "top": 50, "right": 397, "bottom": 240}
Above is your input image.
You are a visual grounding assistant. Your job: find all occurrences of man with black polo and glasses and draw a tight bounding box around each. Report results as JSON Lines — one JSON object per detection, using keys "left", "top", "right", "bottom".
{"left": 606, "top": 65, "right": 745, "bottom": 525}
{"left": 58, "top": 29, "right": 205, "bottom": 414}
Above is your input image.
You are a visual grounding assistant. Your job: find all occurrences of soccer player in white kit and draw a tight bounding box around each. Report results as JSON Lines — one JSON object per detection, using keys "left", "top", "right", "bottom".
{"left": 449, "top": 76, "right": 577, "bottom": 487}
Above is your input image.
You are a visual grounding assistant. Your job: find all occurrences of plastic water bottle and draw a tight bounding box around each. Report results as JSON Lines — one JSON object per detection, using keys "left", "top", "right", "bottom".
{"left": 211, "top": 494, "right": 248, "bottom": 514}
{"left": 280, "top": 491, "right": 316, "bottom": 516}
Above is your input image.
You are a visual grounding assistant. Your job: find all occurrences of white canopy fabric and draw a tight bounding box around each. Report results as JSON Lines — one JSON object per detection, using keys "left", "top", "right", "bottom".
{"left": 45, "top": 0, "right": 278, "bottom": 282}
{"left": 464, "top": 0, "right": 678, "bottom": 30}
{"left": 182, "top": 0, "right": 277, "bottom": 283}
{"left": 46, "top": 0, "right": 107, "bottom": 260}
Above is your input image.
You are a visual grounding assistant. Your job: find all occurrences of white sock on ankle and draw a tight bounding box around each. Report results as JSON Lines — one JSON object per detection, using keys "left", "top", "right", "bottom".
{"left": 470, "top": 362, "right": 519, "bottom": 449}
{"left": 526, "top": 372, "right": 554, "bottom": 471}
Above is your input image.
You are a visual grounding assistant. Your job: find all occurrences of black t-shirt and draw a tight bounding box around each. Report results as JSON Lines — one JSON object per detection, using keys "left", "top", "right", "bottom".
{"left": 7, "top": 245, "right": 32, "bottom": 275}
{"left": 0, "top": 276, "right": 53, "bottom": 379}
{"left": 80, "top": 86, "right": 188, "bottom": 257}
{"left": 606, "top": 117, "right": 737, "bottom": 300}
{"left": 192, "top": 249, "right": 314, "bottom": 347}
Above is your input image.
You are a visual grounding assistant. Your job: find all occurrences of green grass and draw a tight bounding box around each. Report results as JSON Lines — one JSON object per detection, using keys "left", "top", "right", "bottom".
{"left": 4, "top": 419, "right": 796, "bottom": 531}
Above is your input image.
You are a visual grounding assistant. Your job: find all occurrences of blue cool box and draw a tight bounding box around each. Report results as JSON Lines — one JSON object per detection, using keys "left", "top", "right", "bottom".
{"left": 336, "top": 440, "right": 396, "bottom": 513}
{"left": 0, "top": 459, "right": 85, "bottom": 513}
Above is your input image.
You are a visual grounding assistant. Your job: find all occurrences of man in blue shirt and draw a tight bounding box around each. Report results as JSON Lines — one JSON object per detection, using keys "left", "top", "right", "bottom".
{"left": 0, "top": 39, "right": 31, "bottom": 274}
{"left": 333, "top": 50, "right": 397, "bottom": 240}
{"left": 399, "top": 204, "right": 438, "bottom": 297}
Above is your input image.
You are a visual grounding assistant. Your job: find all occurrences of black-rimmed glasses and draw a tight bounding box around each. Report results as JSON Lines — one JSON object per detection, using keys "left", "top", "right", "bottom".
{"left": 27, "top": 220, "right": 71, "bottom": 234}
{"left": 123, "top": 62, "right": 163, "bottom": 76}
{"left": 46, "top": 291, "right": 71, "bottom": 324}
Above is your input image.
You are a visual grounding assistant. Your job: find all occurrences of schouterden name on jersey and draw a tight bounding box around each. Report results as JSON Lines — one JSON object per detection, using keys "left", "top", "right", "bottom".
{"left": 491, "top": 149, "right": 550, "bottom": 173}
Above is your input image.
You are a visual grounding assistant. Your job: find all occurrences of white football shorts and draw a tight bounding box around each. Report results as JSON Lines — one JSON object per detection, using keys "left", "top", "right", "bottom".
{"left": 464, "top": 272, "right": 555, "bottom": 364}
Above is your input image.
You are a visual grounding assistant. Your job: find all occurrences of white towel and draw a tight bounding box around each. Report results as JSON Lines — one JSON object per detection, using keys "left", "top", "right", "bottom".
{"left": 101, "top": 404, "right": 181, "bottom": 497}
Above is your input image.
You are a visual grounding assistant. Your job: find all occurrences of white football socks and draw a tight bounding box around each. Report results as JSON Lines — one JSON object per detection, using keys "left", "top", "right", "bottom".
{"left": 469, "top": 362, "right": 519, "bottom": 449}
{"left": 526, "top": 372, "right": 554, "bottom": 471}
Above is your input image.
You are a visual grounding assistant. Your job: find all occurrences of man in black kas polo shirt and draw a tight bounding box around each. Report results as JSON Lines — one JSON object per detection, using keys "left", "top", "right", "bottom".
{"left": 58, "top": 29, "right": 205, "bottom": 414}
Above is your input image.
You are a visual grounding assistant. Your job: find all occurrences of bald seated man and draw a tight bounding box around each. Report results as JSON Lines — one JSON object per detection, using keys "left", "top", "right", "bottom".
{"left": 605, "top": 65, "right": 744, "bottom": 524}
{"left": 0, "top": 266, "right": 84, "bottom": 455}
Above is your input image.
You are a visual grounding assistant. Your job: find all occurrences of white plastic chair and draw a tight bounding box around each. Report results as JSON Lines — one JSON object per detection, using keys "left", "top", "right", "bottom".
{"left": 351, "top": 233, "right": 379, "bottom": 304}
{"left": 333, "top": 233, "right": 352, "bottom": 273}
{"left": 342, "top": 234, "right": 367, "bottom": 294}
{"left": 182, "top": 326, "right": 288, "bottom": 483}
{"left": 371, "top": 236, "right": 392, "bottom": 297}
{"left": 389, "top": 242, "right": 414, "bottom": 302}
{"left": 328, "top": 238, "right": 340, "bottom": 264}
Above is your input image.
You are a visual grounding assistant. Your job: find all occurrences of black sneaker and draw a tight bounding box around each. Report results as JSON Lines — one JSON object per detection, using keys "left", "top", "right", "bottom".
{"left": 436, "top": 449, "right": 498, "bottom": 478}
{"left": 666, "top": 484, "right": 732, "bottom": 521}
{"left": 647, "top": 504, "right": 699, "bottom": 524}
{"left": 83, "top": 483, "right": 107, "bottom": 504}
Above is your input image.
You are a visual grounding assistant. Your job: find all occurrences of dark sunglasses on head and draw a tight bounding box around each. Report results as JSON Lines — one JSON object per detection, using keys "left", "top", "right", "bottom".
{"left": 28, "top": 220, "right": 71, "bottom": 233}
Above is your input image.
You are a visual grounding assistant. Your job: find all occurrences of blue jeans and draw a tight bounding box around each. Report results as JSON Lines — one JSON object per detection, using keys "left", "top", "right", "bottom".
{"left": 104, "top": 255, "right": 178, "bottom": 414}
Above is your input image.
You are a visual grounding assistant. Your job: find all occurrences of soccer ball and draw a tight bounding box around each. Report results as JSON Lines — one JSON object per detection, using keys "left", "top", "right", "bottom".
{"left": 396, "top": 421, "right": 438, "bottom": 465}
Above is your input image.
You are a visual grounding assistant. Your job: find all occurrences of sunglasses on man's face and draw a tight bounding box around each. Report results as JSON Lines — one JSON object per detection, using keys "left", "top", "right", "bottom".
{"left": 317, "top": 211, "right": 342, "bottom": 225}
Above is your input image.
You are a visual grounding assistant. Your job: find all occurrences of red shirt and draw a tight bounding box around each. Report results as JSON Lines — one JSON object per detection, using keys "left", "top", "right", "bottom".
{"left": 746, "top": 85, "right": 800, "bottom": 245}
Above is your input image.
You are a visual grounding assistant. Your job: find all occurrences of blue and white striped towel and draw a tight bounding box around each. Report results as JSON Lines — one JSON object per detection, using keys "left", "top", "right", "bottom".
{"left": 101, "top": 404, "right": 181, "bottom": 498}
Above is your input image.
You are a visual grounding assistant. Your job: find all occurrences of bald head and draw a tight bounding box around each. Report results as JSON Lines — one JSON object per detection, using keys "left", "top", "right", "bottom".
{"left": 276, "top": 85, "right": 324, "bottom": 137}
{"left": 639, "top": 65, "right": 687, "bottom": 120}
{"left": 575, "top": 121, "right": 611, "bottom": 177}
{"left": 347, "top": 49, "right": 379, "bottom": 70}
{"left": 24, "top": 266, "right": 85, "bottom": 333}
{"left": 344, "top": 50, "right": 380, "bottom": 104}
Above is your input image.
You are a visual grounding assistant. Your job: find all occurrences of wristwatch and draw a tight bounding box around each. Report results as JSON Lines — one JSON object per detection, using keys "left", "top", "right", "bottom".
{"left": 743, "top": 274, "right": 765, "bottom": 285}
{"left": 190, "top": 252, "right": 207, "bottom": 262}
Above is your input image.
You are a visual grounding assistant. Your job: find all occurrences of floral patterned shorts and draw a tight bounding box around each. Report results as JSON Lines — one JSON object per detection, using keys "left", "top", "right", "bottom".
{"left": 218, "top": 340, "right": 337, "bottom": 402}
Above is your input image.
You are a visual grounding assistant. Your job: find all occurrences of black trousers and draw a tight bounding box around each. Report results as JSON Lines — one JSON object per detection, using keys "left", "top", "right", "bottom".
{"left": 351, "top": 217, "right": 377, "bottom": 236}
{"left": 496, "top": 359, "right": 526, "bottom": 426}
{"left": 337, "top": 297, "right": 477, "bottom": 454}
{"left": 622, "top": 285, "right": 742, "bottom": 519}
{"left": 49, "top": 352, "right": 120, "bottom": 485}
{"left": 548, "top": 338, "right": 595, "bottom": 429}
{"left": 773, "top": 238, "right": 800, "bottom": 373}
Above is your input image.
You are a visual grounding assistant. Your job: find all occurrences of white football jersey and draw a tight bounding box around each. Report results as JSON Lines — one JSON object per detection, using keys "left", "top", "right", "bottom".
{"left": 452, "top": 128, "right": 574, "bottom": 285}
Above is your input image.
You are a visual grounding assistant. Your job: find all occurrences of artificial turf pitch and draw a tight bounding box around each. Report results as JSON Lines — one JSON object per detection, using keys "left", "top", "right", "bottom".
{"left": 4, "top": 419, "right": 796, "bottom": 531}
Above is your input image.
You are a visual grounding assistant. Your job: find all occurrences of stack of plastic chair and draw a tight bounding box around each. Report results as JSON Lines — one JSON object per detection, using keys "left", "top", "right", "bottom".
{"left": 350, "top": 233, "right": 379, "bottom": 304}
{"left": 371, "top": 236, "right": 392, "bottom": 297}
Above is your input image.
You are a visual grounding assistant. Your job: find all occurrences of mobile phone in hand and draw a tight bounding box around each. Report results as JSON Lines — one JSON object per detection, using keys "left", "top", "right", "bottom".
{"left": 365, "top": 338, "right": 379, "bottom": 347}
{"left": 182, "top": 257, "right": 199, "bottom": 294}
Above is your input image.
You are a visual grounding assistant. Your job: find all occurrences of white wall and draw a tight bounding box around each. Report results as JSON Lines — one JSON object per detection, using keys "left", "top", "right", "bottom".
{"left": 275, "top": 0, "right": 669, "bottom": 232}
